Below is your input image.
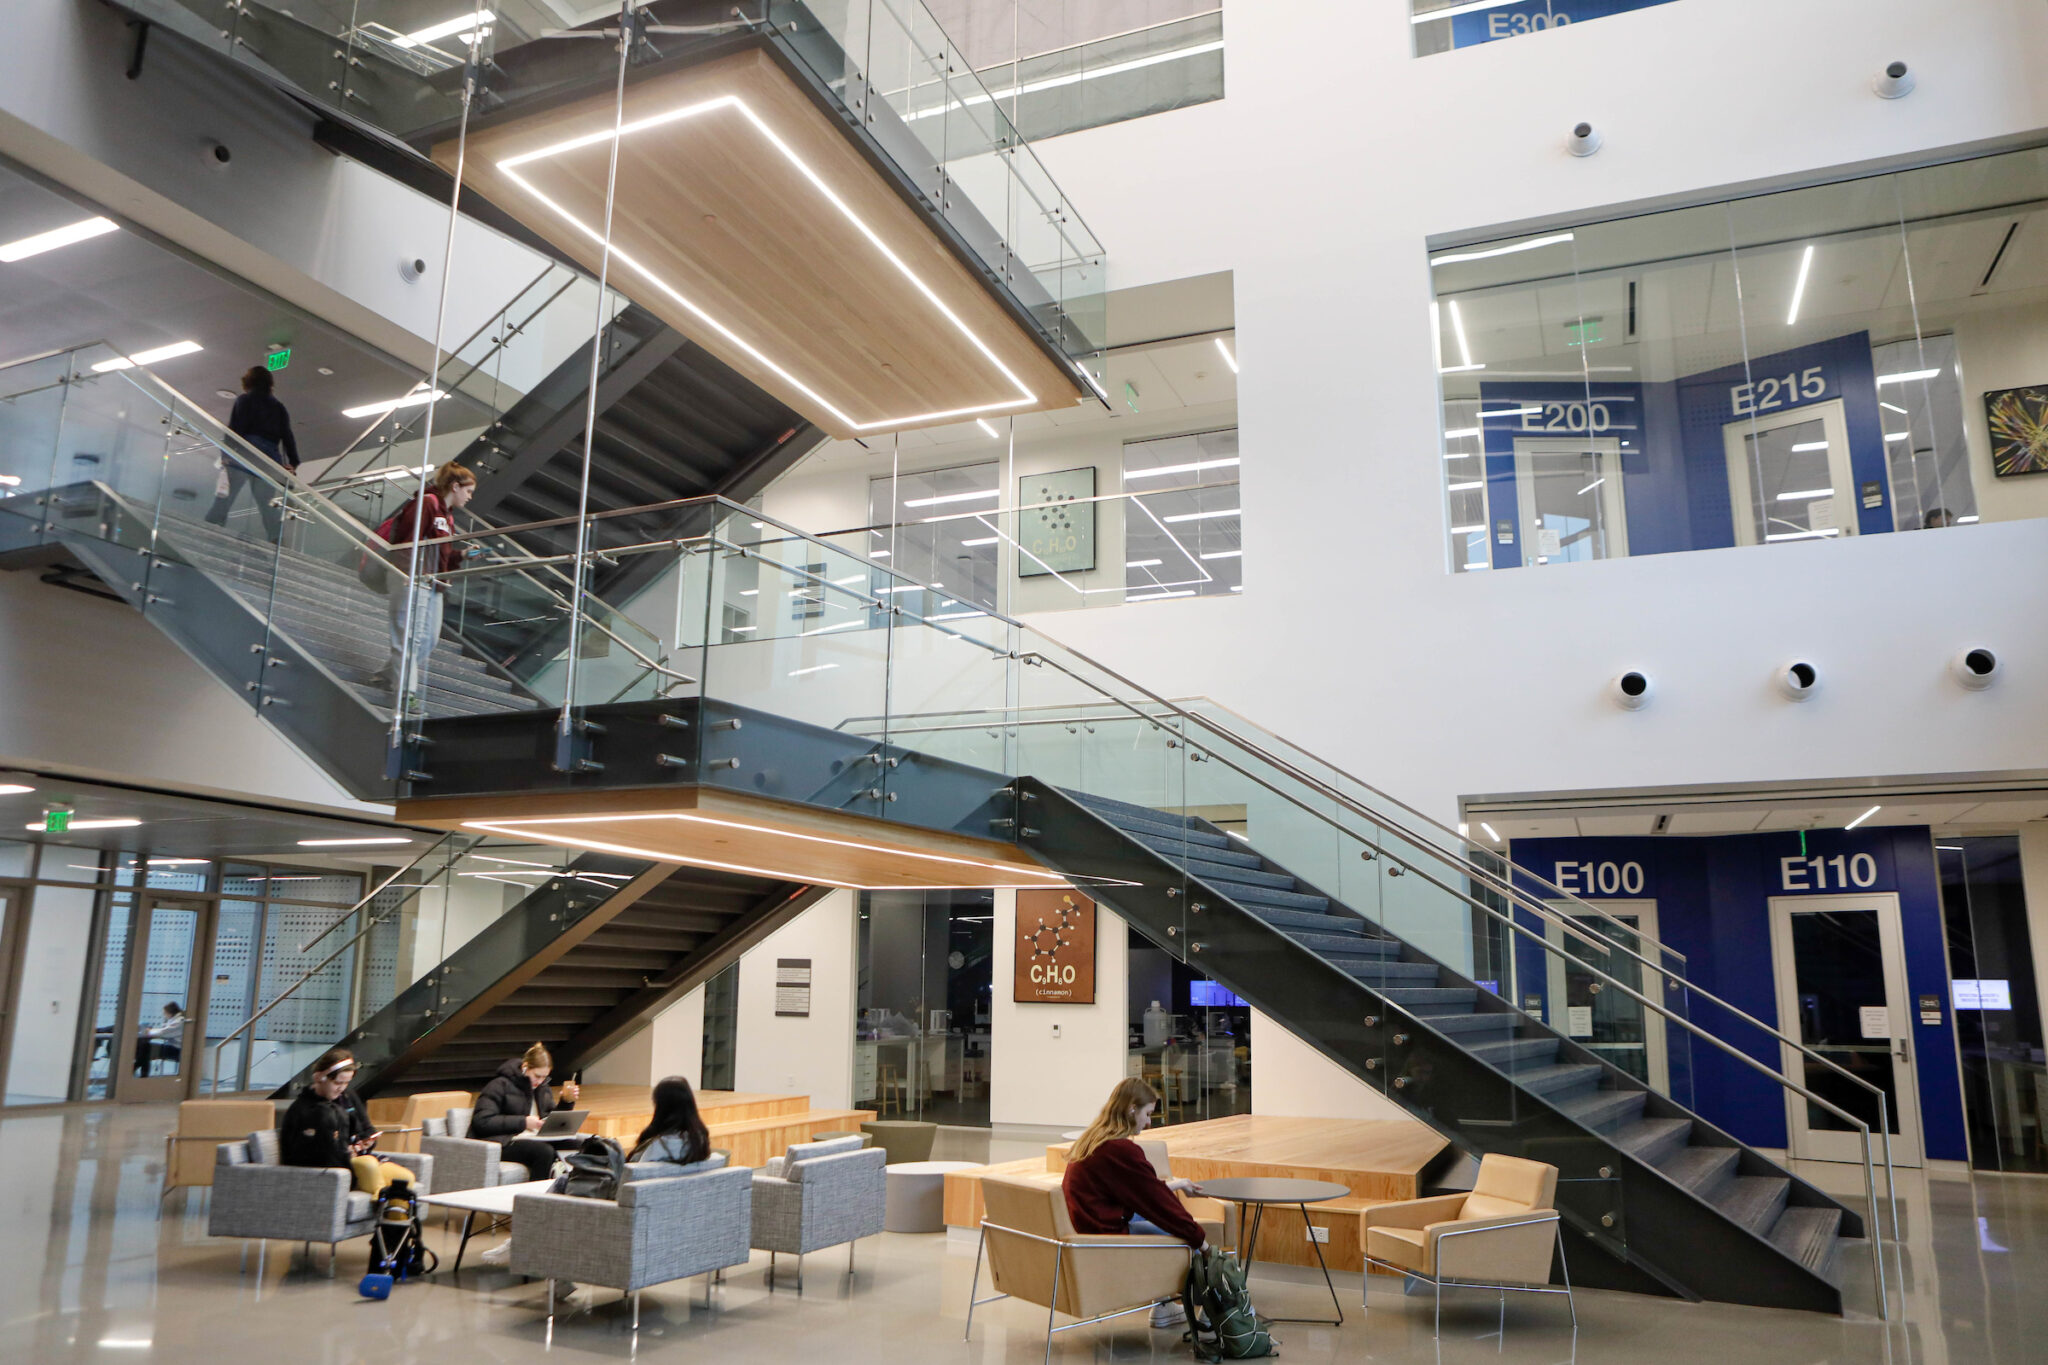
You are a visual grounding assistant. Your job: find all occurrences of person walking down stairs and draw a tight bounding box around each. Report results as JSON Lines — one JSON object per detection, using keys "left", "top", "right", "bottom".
{"left": 367, "top": 461, "right": 477, "bottom": 714}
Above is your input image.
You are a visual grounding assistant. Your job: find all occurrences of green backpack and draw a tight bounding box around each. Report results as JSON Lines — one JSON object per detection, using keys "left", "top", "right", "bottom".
{"left": 1182, "top": 1246, "right": 1278, "bottom": 1360}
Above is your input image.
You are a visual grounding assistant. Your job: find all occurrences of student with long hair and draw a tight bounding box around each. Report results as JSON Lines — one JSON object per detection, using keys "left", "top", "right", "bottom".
{"left": 280, "top": 1048, "right": 412, "bottom": 1198}
{"left": 1063, "top": 1076, "right": 1208, "bottom": 1327}
{"left": 369, "top": 459, "right": 478, "bottom": 712}
{"left": 470, "top": 1041, "right": 580, "bottom": 1183}
{"left": 627, "top": 1075, "right": 714, "bottom": 1167}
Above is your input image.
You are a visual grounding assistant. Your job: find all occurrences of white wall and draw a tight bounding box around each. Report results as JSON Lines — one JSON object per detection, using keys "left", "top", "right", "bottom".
{"left": 990, "top": 886, "right": 1134, "bottom": 1129}
{"left": 967, "top": 0, "right": 2048, "bottom": 837}
{"left": 0, "top": 568, "right": 383, "bottom": 816}
{"left": 1249, "top": 1009, "right": 1411, "bottom": 1122}
{"left": 3, "top": 884, "right": 96, "bottom": 1102}
{"left": 585, "top": 986, "right": 706, "bottom": 1088}
{"left": 733, "top": 889, "right": 857, "bottom": 1108}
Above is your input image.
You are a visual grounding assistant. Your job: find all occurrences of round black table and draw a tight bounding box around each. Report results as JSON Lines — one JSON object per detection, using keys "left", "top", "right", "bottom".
{"left": 1194, "top": 1177, "right": 1351, "bottom": 1325}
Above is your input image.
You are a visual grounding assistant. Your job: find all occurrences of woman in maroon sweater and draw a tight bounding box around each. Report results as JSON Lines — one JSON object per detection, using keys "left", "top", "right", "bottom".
{"left": 369, "top": 460, "right": 477, "bottom": 710}
{"left": 1062, "top": 1077, "right": 1206, "bottom": 1327}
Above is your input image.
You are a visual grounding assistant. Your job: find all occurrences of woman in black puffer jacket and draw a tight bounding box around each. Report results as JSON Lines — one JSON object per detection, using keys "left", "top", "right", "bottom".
{"left": 471, "top": 1041, "right": 580, "bottom": 1182}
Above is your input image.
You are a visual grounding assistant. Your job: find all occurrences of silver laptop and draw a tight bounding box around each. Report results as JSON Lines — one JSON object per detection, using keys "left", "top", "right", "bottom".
{"left": 535, "top": 1109, "right": 588, "bottom": 1139}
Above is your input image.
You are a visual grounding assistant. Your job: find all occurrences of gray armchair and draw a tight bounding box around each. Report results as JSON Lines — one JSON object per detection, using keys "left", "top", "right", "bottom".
{"left": 208, "top": 1130, "right": 433, "bottom": 1276}
{"left": 750, "top": 1137, "right": 887, "bottom": 1292}
{"left": 510, "top": 1163, "right": 754, "bottom": 1329}
{"left": 420, "top": 1107, "right": 520, "bottom": 1193}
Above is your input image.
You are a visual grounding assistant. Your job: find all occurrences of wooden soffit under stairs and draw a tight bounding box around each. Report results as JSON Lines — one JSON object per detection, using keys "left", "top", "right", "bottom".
{"left": 434, "top": 48, "right": 1085, "bottom": 440}
{"left": 397, "top": 785, "right": 1071, "bottom": 891}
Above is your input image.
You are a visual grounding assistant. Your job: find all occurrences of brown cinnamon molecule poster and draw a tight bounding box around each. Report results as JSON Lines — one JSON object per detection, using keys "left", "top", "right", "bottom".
{"left": 1014, "top": 887, "right": 1097, "bottom": 1004}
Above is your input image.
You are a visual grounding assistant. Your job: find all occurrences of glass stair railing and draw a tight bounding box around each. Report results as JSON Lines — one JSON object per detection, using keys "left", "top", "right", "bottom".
{"left": 0, "top": 342, "right": 678, "bottom": 799}
{"left": 389, "top": 494, "right": 1894, "bottom": 1317}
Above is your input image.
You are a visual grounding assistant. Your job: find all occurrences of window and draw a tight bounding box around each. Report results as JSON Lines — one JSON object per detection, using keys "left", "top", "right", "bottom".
{"left": 1429, "top": 144, "right": 2048, "bottom": 572}
{"left": 868, "top": 462, "right": 1002, "bottom": 617}
{"left": 1122, "top": 429, "right": 1241, "bottom": 600}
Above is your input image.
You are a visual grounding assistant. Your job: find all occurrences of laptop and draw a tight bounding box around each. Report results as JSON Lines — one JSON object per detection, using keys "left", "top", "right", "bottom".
{"left": 535, "top": 1109, "right": 589, "bottom": 1140}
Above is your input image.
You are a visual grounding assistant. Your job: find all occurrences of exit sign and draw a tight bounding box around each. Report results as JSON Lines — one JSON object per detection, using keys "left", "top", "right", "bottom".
{"left": 265, "top": 348, "right": 291, "bottom": 372}
{"left": 43, "top": 809, "right": 71, "bottom": 833}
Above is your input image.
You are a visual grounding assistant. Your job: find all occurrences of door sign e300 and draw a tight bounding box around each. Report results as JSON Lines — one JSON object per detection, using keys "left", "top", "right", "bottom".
{"left": 1731, "top": 366, "right": 1828, "bottom": 417}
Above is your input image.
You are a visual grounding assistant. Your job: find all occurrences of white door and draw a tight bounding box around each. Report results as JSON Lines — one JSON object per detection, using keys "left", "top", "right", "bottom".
{"left": 1545, "top": 901, "right": 1670, "bottom": 1096}
{"left": 1768, "top": 894, "right": 1923, "bottom": 1166}
{"left": 1513, "top": 438, "right": 1628, "bottom": 564}
{"left": 1723, "top": 399, "right": 1860, "bottom": 546}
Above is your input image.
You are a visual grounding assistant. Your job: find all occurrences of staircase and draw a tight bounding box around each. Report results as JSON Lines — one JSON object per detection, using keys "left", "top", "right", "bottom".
{"left": 1020, "top": 785, "right": 1856, "bottom": 1313}
{"left": 304, "top": 852, "right": 826, "bottom": 1097}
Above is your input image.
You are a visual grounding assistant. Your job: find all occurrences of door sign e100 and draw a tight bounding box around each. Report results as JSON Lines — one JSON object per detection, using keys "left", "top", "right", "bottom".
{"left": 1554, "top": 861, "right": 1645, "bottom": 895}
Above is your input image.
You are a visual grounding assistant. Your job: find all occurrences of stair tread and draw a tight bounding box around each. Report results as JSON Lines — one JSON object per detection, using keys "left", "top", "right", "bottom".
{"left": 1660, "top": 1144, "right": 1740, "bottom": 1194}
{"left": 1768, "top": 1206, "right": 1843, "bottom": 1279}
{"left": 1509, "top": 1062, "right": 1605, "bottom": 1095}
{"left": 1246, "top": 906, "right": 1368, "bottom": 935}
{"left": 1715, "top": 1176, "right": 1791, "bottom": 1235}
{"left": 1556, "top": 1088, "right": 1649, "bottom": 1128}
{"left": 1288, "top": 931, "right": 1402, "bottom": 957}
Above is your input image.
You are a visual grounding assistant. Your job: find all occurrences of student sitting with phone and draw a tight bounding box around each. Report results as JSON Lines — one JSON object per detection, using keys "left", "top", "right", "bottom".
{"left": 281, "top": 1047, "right": 412, "bottom": 1199}
{"left": 469, "top": 1042, "right": 581, "bottom": 1183}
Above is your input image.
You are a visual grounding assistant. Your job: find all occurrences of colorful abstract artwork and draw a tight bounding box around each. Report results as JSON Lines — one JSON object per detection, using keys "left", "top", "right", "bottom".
{"left": 1985, "top": 386, "right": 2048, "bottom": 477}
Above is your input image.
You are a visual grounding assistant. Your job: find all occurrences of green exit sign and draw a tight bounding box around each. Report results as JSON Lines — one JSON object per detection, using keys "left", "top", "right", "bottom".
{"left": 265, "top": 348, "right": 291, "bottom": 372}
{"left": 43, "top": 808, "right": 71, "bottom": 833}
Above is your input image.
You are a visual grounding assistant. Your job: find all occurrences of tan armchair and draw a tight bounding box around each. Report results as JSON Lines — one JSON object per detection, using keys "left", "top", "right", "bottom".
{"left": 1135, "top": 1140, "right": 1240, "bottom": 1248}
{"left": 161, "top": 1099, "right": 277, "bottom": 1213}
{"left": 966, "top": 1175, "right": 1215, "bottom": 1365}
{"left": 1361, "top": 1153, "right": 1573, "bottom": 1334}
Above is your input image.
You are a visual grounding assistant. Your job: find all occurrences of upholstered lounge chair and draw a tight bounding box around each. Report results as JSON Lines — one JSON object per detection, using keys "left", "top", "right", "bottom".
{"left": 749, "top": 1136, "right": 886, "bottom": 1291}
{"left": 1361, "top": 1153, "right": 1572, "bottom": 1334}
{"left": 209, "top": 1130, "right": 433, "bottom": 1276}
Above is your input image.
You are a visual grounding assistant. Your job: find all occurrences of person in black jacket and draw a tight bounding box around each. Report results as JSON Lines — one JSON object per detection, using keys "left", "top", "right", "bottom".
{"left": 470, "top": 1042, "right": 581, "bottom": 1183}
{"left": 280, "top": 1047, "right": 411, "bottom": 1198}
{"left": 207, "top": 364, "right": 300, "bottom": 540}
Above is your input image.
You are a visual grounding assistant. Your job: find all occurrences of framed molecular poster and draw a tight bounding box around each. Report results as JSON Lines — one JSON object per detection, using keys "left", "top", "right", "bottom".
{"left": 1014, "top": 887, "right": 1098, "bottom": 1003}
{"left": 1016, "top": 467, "right": 1096, "bottom": 575}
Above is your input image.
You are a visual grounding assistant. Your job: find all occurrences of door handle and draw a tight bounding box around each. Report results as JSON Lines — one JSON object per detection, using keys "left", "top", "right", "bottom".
{"left": 1894, "top": 1034, "right": 1911, "bottom": 1065}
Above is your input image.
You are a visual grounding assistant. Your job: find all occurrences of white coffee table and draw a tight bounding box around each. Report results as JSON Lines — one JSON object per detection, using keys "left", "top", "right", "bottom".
{"left": 884, "top": 1160, "right": 981, "bottom": 1233}
{"left": 423, "top": 1179, "right": 555, "bottom": 1272}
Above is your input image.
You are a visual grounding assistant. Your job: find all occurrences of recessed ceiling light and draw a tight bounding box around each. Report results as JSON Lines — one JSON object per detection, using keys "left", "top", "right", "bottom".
{"left": 25, "top": 817, "right": 140, "bottom": 830}
{"left": 495, "top": 95, "right": 1038, "bottom": 432}
{"left": 342, "top": 388, "right": 446, "bottom": 419}
{"left": 0, "top": 215, "right": 118, "bottom": 262}
{"left": 317, "top": 366, "right": 335, "bottom": 376}
{"left": 92, "top": 340, "right": 203, "bottom": 373}
{"left": 0, "top": 783, "right": 34, "bottom": 795}
{"left": 215, "top": 389, "right": 236, "bottom": 399}
{"left": 296, "top": 836, "right": 413, "bottom": 847}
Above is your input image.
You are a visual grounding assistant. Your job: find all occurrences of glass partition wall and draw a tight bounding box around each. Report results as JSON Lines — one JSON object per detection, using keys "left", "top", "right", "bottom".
{"left": 1432, "top": 143, "right": 2048, "bottom": 573}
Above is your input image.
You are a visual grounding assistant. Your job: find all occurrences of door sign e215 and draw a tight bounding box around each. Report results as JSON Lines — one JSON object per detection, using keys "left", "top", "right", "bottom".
{"left": 1730, "top": 366, "right": 1828, "bottom": 417}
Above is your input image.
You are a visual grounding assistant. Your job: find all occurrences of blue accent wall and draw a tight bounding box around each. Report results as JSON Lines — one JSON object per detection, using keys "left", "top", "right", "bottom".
{"left": 1507, "top": 828, "right": 1966, "bottom": 1162}
{"left": 1477, "top": 331, "right": 1891, "bottom": 564}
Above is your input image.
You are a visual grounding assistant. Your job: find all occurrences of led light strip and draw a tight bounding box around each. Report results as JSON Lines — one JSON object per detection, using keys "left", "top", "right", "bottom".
{"left": 496, "top": 95, "right": 1038, "bottom": 431}
{"left": 462, "top": 811, "right": 1070, "bottom": 890}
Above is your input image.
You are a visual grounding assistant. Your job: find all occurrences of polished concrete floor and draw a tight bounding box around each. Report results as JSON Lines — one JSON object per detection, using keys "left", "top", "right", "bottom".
{"left": 3, "top": 1104, "right": 2043, "bottom": 1365}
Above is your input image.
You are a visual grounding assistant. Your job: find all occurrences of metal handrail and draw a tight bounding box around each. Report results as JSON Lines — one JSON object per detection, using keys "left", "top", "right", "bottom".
{"left": 206, "top": 834, "right": 468, "bottom": 1090}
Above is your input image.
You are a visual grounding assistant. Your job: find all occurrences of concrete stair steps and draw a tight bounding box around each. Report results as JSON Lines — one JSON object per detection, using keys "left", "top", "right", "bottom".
{"left": 1768, "top": 1206, "right": 1844, "bottom": 1283}
{"left": 1714, "top": 1176, "right": 1791, "bottom": 1238}
{"left": 1556, "top": 1087, "right": 1650, "bottom": 1134}
{"left": 1659, "top": 1144, "right": 1741, "bottom": 1197}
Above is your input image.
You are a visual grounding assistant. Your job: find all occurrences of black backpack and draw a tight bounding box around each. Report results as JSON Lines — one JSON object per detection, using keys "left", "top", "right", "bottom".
{"left": 1182, "top": 1246, "right": 1277, "bottom": 1361}
{"left": 365, "top": 1178, "right": 437, "bottom": 1281}
{"left": 550, "top": 1135, "right": 625, "bottom": 1200}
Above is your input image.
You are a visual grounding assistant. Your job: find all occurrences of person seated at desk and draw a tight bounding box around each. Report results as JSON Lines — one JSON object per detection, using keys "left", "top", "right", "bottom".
{"left": 627, "top": 1075, "right": 715, "bottom": 1168}
{"left": 1063, "top": 1077, "right": 1208, "bottom": 1328}
{"left": 133, "top": 1002, "right": 185, "bottom": 1075}
{"left": 281, "top": 1048, "right": 412, "bottom": 1198}
{"left": 469, "top": 1041, "right": 580, "bottom": 1183}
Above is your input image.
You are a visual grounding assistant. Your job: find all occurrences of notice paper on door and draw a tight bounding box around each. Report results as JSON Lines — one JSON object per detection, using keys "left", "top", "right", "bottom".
{"left": 1858, "top": 1005, "right": 1889, "bottom": 1039}
{"left": 1566, "top": 1005, "right": 1594, "bottom": 1037}
{"left": 1807, "top": 497, "right": 1838, "bottom": 531}
{"left": 1537, "top": 528, "right": 1563, "bottom": 558}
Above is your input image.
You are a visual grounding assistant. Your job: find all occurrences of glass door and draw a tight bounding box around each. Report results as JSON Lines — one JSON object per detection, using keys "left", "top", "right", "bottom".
{"left": 115, "top": 896, "right": 209, "bottom": 1103}
{"left": 1723, "top": 399, "right": 1858, "bottom": 546}
{"left": 1769, "top": 894, "right": 1924, "bottom": 1165}
{"left": 1545, "top": 901, "right": 1669, "bottom": 1094}
{"left": 1512, "top": 438, "right": 1628, "bottom": 565}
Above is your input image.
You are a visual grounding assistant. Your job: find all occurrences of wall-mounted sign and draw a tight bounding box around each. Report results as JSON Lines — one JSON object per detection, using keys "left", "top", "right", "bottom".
{"left": 1014, "top": 888, "right": 1097, "bottom": 1003}
{"left": 1952, "top": 978, "right": 2012, "bottom": 1010}
{"left": 774, "top": 958, "right": 811, "bottom": 1017}
{"left": 265, "top": 347, "right": 291, "bottom": 372}
{"left": 1017, "top": 467, "right": 1096, "bottom": 576}
{"left": 1565, "top": 1005, "right": 1594, "bottom": 1037}
{"left": 1858, "top": 1005, "right": 1890, "bottom": 1039}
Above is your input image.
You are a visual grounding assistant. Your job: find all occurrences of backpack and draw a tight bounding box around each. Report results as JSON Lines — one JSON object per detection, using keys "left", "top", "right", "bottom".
{"left": 356, "top": 509, "right": 398, "bottom": 593}
{"left": 360, "top": 1177, "right": 437, "bottom": 1296}
{"left": 550, "top": 1135, "right": 626, "bottom": 1200}
{"left": 1182, "top": 1246, "right": 1277, "bottom": 1361}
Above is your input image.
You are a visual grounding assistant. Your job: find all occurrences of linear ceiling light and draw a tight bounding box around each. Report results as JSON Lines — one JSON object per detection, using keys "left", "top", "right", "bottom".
{"left": 461, "top": 812, "right": 1067, "bottom": 891}
{"left": 1124, "top": 457, "right": 1241, "bottom": 481}
{"left": 0, "top": 783, "right": 33, "bottom": 795}
{"left": 497, "top": 96, "right": 1037, "bottom": 431}
{"left": 1876, "top": 369, "right": 1941, "bottom": 386}
{"left": 1430, "top": 232, "right": 1575, "bottom": 266}
{"left": 1214, "top": 337, "right": 1239, "bottom": 375}
{"left": 788, "top": 663, "right": 839, "bottom": 677}
{"left": 1480, "top": 822, "right": 1502, "bottom": 842}
{"left": 342, "top": 388, "right": 446, "bottom": 419}
{"left": 0, "top": 216, "right": 118, "bottom": 262}
{"left": 1447, "top": 299, "right": 1475, "bottom": 369}
{"left": 1199, "top": 549, "right": 1242, "bottom": 560}
{"left": 976, "top": 418, "right": 1001, "bottom": 439}
{"left": 1845, "top": 805, "right": 1881, "bottom": 830}
{"left": 25, "top": 818, "right": 140, "bottom": 830}
{"left": 1126, "top": 558, "right": 1163, "bottom": 568}
{"left": 1443, "top": 427, "right": 1482, "bottom": 440}
{"left": 1884, "top": 432, "right": 1908, "bottom": 442}
{"left": 1789, "top": 441, "right": 1829, "bottom": 452}
{"left": 1777, "top": 488, "right": 1835, "bottom": 501}
{"left": 1446, "top": 480, "right": 1484, "bottom": 492}
{"left": 1449, "top": 524, "right": 1486, "bottom": 535}
{"left": 960, "top": 535, "right": 999, "bottom": 546}
{"left": 1880, "top": 402, "right": 1909, "bottom": 415}
{"left": 297, "top": 836, "right": 414, "bottom": 847}
{"left": 908, "top": 40, "right": 1227, "bottom": 119}
{"left": 1481, "top": 407, "right": 1541, "bottom": 419}
{"left": 903, "top": 488, "right": 1000, "bottom": 508}
{"left": 1785, "top": 244, "right": 1815, "bottom": 326}
{"left": 91, "top": 340, "right": 203, "bottom": 373}
{"left": 1161, "top": 507, "right": 1240, "bottom": 523}
{"left": 393, "top": 9, "right": 495, "bottom": 47}
{"left": 1576, "top": 478, "right": 1605, "bottom": 496}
